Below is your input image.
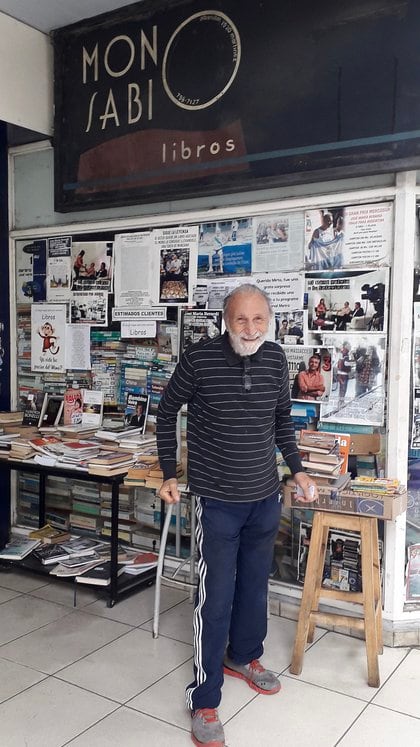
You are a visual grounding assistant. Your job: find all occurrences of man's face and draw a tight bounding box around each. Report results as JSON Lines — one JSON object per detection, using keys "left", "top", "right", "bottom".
{"left": 322, "top": 214, "right": 332, "bottom": 228}
{"left": 225, "top": 292, "right": 271, "bottom": 356}
{"left": 308, "top": 356, "right": 320, "bottom": 371}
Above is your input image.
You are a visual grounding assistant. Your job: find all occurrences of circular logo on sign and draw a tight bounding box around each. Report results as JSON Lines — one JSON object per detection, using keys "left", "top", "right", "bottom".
{"left": 162, "top": 11, "right": 241, "bottom": 111}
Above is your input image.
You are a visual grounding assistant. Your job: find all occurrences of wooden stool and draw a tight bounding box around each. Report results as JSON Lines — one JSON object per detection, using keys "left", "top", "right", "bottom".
{"left": 290, "top": 511, "right": 383, "bottom": 687}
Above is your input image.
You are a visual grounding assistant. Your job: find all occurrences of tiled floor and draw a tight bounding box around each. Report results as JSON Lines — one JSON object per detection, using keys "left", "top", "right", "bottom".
{"left": 0, "top": 568, "right": 419, "bottom": 746}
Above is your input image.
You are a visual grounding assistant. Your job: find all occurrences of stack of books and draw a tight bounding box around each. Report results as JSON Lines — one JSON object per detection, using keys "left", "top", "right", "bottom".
{"left": 350, "top": 476, "right": 401, "bottom": 494}
{"left": 297, "top": 429, "right": 351, "bottom": 488}
{"left": 87, "top": 449, "right": 137, "bottom": 477}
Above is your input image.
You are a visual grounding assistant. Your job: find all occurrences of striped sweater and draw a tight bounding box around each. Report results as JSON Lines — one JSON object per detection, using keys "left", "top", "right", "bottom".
{"left": 156, "top": 331, "right": 302, "bottom": 502}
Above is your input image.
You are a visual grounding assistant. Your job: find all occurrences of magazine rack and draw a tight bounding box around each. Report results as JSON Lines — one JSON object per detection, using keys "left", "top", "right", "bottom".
{"left": 290, "top": 510, "right": 383, "bottom": 687}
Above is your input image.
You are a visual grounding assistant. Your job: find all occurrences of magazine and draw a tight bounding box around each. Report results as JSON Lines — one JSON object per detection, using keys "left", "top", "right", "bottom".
{"left": 63, "top": 387, "right": 83, "bottom": 426}
{"left": 123, "top": 392, "right": 150, "bottom": 432}
{"left": 81, "top": 389, "right": 104, "bottom": 426}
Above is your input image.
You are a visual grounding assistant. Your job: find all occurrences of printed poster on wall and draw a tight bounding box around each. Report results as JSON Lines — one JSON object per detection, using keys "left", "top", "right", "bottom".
{"left": 153, "top": 225, "right": 198, "bottom": 304}
{"left": 252, "top": 211, "right": 305, "bottom": 272}
{"left": 306, "top": 268, "right": 388, "bottom": 336}
{"left": 114, "top": 231, "right": 155, "bottom": 308}
{"left": 283, "top": 346, "right": 333, "bottom": 403}
{"left": 71, "top": 241, "right": 113, "bottom": 292}
{"left": 180, "top": 310, "right": 222, "bottom": 354}
{"left": 319, "top": 333, "right": 386, "bottom": 426}
{"left": 70, "top": 290, "right": 108, "bottom": 325}
{"left": 304, "top": 202, "right": 393, "bottom": 270}
{"left": 47, "top": 236, "right": 72, "bottom": 302}
{"left": 31, "top": 304, "right": 66, "bottom": 373}
{"left": 15, "top": 239, "right": 47, "bottom": 304}
{"left": 197, "top": 219, "right": 252, "bottom": 277}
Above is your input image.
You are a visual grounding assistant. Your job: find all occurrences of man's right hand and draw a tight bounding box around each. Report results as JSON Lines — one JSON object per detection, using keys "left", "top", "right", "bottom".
{"left": 158, "top": 478, "right": 181, "bottom": 504}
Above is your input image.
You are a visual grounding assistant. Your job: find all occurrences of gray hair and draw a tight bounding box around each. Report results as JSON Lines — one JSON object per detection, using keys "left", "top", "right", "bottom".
{"left": 223, "top": 283, "right": 273, "bottom": 319}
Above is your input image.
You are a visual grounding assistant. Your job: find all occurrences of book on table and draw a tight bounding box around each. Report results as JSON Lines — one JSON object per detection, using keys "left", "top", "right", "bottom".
{"left": 28, "top": 524, "right": 71, "bottom": 544}
{"left": 21, "top": 391, "right": 46, "bottom": 427}
{"left": 59, "top": 537, "right": 104, "bottom": 557}
{"left": 38, "top": 394, "right": 64, "bottom": 428}
{"left": 0, "top": 537, "right": 41, "bottom": 560}
{"left": 75, "top": 561, "right": 125, "bottom": 586}
{"left": 32, "top": 543, "right": 72, "bottom": 565}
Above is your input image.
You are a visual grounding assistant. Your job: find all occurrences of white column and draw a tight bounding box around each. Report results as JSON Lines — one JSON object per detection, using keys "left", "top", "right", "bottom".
{"left": 383, "top": 171, "right": 416, "bottom": 620}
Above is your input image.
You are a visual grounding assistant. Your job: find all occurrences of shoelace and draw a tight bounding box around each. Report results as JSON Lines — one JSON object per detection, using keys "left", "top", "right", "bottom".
{"left": 248, "top": 659, "right": 264, "bottom": 673}
{"left": 196, "top": 708, "right": 219, "bottom": 723}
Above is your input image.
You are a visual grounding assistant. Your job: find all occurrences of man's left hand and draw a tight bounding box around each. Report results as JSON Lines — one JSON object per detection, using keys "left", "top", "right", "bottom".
{"left": 292, "top": 471, "right": 319, "bottom": 503}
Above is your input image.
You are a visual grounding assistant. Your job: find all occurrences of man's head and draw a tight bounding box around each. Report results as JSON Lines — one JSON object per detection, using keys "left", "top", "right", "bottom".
{"left": 135, "top": 402, "right": 143, "bottom": 416}
{"left": 322, "top": 212, "right": 333, "bottom": 228}
{"left": 223, "top": 284, "right": 272, "bottom": 357}
{"left": 281, "top": 319, "right": 288, "bottom": 328}
{"left": 354, "top": 301, "right": 361, "bottom": 310}
{"left": 308, "top": 355, "right": 321, "bottom": 371}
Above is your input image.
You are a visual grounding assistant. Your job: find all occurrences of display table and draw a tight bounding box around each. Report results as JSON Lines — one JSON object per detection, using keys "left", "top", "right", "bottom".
{"left": 0, "top": 459, "right": 156, "bottom": 606}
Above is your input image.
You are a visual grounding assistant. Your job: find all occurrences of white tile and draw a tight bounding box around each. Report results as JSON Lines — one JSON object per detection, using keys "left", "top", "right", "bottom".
{"left": 0, "top": 611, "right": 132, "bottom": 674}
{"left": 286, "top": 631, "right": 408, "bottom": 700}
{"left": 339, "top": 703, "right": 420, "bottom": 746}
{"left": 0, "top": 586, "right": 21, "bottom": 603}
{"left": 0, "top": 658, "right": 46, "bottom": 703}
{"left": 128, "top": 659, "right": 257, "bottom": 730}
{"left": 225, "top": 677, "right": 365, "bottom": 747}
{"left": 58, "top": 628, "right": 193, "bottom": 702}
{"left": 0, "top": 595, "right": 71, "bottom": 645}
{"left": 371, "top": 648, "right": 420, "bottom": 718}
{"left": 30, "top": 578, "right": 102, "bottom": 608}
{"left": 262, "top": 614, "right": 325, "bottom": 674}
{"left": 0, "top": 677, "right": 117, "bottom": 747}
{"left": 0, "top": 570, "right": 50, "bottom": 593}
{"left": 67, "top": 705, "right": 189, "bottom": 746}
{"left": 140, "top": 598, "right": 194, "bottom": 644}
{"left": 84, "top": 584, "right": 189, "bottom": 626}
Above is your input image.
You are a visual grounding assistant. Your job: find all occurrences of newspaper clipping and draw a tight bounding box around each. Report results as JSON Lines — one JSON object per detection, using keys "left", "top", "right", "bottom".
{"left": 320, "top": 333, "right": 386, "bottom": 425}
{"left": 305, "top": 202, "right": 393, "bottom": 270}
{"left": 306, "top": 268, "right": 388, "bottom": 335}
{"left": 284, "top": 345, "right": 333, "bottom": 402}
{"left": 252, "top": 211, "right": 305, "bottom": 272}
{"left": 198, "top": 219, "right": 252, "bottom": 277}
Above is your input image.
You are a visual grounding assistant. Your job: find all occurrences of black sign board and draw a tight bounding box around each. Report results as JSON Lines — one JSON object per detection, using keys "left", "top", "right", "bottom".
{"left": 54, "top": 0, "right": 420, "bottom": 211}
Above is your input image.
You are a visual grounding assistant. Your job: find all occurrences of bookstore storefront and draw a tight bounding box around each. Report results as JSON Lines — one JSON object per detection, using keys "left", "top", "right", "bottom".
{"left": 5, "top": 0, "right": 420, "bottom": 644}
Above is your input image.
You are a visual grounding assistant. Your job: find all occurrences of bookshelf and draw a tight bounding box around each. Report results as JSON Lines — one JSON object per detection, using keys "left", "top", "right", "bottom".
{"left": 1, "top": 459, "right": 157, "bottom": 606}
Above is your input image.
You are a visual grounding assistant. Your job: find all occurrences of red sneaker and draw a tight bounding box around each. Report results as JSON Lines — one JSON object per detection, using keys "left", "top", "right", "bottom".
{"left": 223, "top": 657, "right": 281, "bottom": 694}
{"left": 191, "top": 708, "right": 225, "bottom": 746}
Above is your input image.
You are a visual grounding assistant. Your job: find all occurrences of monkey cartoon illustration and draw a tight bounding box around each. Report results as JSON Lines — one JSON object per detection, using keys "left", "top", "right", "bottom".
{"left": 39, "top": 322, "right": 60, "bottom": 354}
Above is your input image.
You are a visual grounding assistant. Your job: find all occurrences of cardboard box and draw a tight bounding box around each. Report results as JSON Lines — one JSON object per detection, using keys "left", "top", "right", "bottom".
{"left": 282, "top": 484, "right": 407, "bottom": 520}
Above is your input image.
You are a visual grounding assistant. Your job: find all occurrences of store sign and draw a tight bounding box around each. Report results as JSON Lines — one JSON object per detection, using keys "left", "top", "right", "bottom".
{"left": 54, "top": 0, "right": 420, "bottom": 211}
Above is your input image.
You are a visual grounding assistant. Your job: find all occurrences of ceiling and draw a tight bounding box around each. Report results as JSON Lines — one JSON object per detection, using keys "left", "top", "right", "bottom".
{"left": 0, "top": 0, "right": 141, "bottom": 33}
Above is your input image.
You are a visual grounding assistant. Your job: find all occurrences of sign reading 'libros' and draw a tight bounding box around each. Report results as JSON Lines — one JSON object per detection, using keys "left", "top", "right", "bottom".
{"left": 54, "top": 0, "right": 420, "bottom": 211}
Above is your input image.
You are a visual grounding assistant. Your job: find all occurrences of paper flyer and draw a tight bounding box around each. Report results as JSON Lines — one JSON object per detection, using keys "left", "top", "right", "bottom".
{"left": 283, "top": 345, "right": 333, "bottom": 402}
{"left": 114, "top": 231, "right": 155, "bottom": 307}
{"left": 46, "top": 236, "right": 72, "bottom": 302}
{"left": 252, "top": 211, "right": 305, "bottom": 272}
{"left": 153, "top": 225, "right": 198, "bottom": 305}
{"left": 71, "top": 240, "right": 113, "bottom": 292}
{"left": 31, "top": 303, "right": 66, "bottom": 373}
{"left": 70, "top": 290, "right": 108, "bottom": 325}
{"left": 197, "top": 218, "right": 252, "bottom": 277}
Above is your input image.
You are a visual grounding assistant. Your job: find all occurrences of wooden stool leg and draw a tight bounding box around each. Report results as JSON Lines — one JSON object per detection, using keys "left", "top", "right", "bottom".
{"left": 307, "top": 524, "right": 329, "bottom": 643}
{"left": 371, "top": 519, "right": 383, "bottom": 654}
{"left": 290, "top": 513, "right": 323, "bottom": 675}
{"left": 360, "top": 519, "right": 380, "bottom": 687}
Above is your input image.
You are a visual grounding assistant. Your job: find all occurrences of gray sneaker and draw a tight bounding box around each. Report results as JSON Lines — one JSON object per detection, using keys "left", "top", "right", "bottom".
{"left": 223, "top": 656, "right": 281, "bottom": 694}
{"left": 191, "top": 708, "right": 225, "bottom": 746}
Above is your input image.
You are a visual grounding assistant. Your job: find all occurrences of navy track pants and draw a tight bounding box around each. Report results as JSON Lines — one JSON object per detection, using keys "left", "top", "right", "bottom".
{"left": 186, "top": 493, "right": 282, "bottom": 711}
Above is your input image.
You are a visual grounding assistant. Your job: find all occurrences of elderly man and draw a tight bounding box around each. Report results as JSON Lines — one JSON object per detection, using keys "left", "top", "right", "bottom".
{"left": 157, "top": 284, "right": 316, "bottom": 747}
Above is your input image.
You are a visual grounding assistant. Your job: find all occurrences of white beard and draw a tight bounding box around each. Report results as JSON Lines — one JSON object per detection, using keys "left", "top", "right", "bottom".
{"left": 227, "top": 329, "right": 267, "bottom": 357}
